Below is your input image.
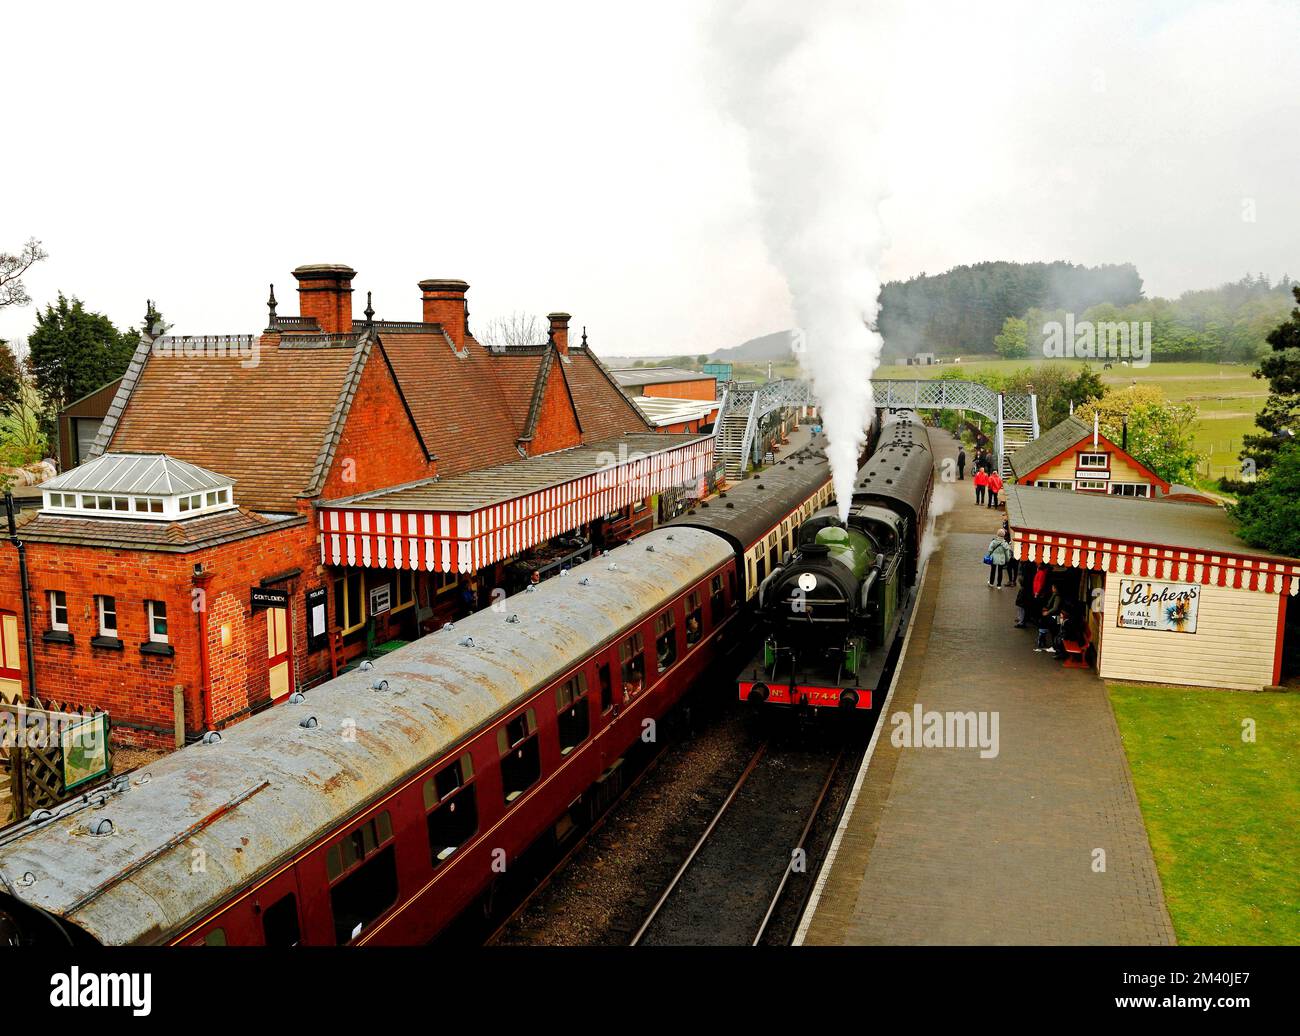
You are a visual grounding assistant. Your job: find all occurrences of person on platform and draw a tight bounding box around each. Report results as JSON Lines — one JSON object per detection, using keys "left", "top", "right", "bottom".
{"left": 956, "top": 446, "right": 967, "bottom": 480}
{"left": 1033, "top": 561, "right": 1052, "bottom": 600}
{"left": 1001, "top": 519, "right": 1019, "bottom": 583}
{"left": 986, "top": 529, "right": 1012, "bottom": 588}
{"left": 1036, "top": 582, "right": 1062, "bottom": 652}
{"left": 973, "top": 466, "right": 988, "bottom": 505}
{"left": 1014, "top": 559, "right": 1037, "bottom": 627}
{"left": 987, "top": 469, "right": 1004, "bottom": 508}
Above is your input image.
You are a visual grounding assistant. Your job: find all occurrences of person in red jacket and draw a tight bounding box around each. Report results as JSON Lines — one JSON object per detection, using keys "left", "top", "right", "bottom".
{"left": 987, "top": 470, "right": 1004, "bottom": 508}
{"left": 973, "top": 467, "right": 988, "bottom": 506}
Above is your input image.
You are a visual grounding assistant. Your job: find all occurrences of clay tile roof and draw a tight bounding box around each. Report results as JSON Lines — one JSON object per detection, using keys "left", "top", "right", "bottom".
{"left": 14, "top": 508, "right": 301, "bottom": 552}
{"left": 101, "top": 334, "right": 365, "bottom": 512}
{"left": 376, "top": 332, "right": 523, "bottom": 477}
{"left": 562, "top": 348, "right": 653, "bottom": 441}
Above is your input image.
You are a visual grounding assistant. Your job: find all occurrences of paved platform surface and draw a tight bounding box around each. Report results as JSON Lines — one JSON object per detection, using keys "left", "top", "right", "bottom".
{"left": 800, "top": 428, "right": 1175, "bottom": 945}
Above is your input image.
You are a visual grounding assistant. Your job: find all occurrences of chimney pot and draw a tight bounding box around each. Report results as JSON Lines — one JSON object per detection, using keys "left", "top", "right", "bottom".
{"left": 548, "top": 311, "right": 571, "bottom": 355}
{"left": 419, "top": 279, "right": 470, "bottom": 346}
{"left": 292, "top": 264, "right": 356, "bottom": 334}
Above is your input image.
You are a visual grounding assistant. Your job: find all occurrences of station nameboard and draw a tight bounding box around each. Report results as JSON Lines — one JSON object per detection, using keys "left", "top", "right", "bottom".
{"left": 1116, "top": 578, "right": 1199, "bottom": 634}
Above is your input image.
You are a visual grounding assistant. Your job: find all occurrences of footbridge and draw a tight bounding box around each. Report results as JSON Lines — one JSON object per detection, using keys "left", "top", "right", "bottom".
{"left": 713, "top": 378, "right": 1039, "bottom": 479}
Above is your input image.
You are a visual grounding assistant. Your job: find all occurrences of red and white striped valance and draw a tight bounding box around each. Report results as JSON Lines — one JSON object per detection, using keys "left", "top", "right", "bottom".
{"left": 317, "top": 438, "right": 714, "bottom": 573}
{"left": 1012, "top": 528, "right": 1300, "bottom": 596}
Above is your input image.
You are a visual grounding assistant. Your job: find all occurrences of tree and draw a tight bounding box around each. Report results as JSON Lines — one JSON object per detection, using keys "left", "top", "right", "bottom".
{"left": 1075, "top": 385, "right": 1201, "bottom": 485}
{"left": 1229, "top": 442, "right": 1300, "bottom": 556}
{"left": 0, "top": 238, "right": 48, "bottom": 310}
{"left": 1240, "top": 285, "right": 1300, "bottom": 476}
{"left": 478, "top": 311, "right": 544, "bottom": 349}
{"left": 697, "top": 354, "right": 709, "bottom": 364}
{"left": 1004, "top": 362, "right": 1105, "bottom": 430}
{"left": 0, "top": 339, "right": 21, "bottom": 411}
{"left": 993, "top": 316, "right": 1028, "bottom": 358}
{"left": 27, "top": 294, "right": 139, "bottom": 420}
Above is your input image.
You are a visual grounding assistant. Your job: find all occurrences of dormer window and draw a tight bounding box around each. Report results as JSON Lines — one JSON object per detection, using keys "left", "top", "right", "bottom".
{"left": 40, "top": 454, "right": 237, "bottom": 522}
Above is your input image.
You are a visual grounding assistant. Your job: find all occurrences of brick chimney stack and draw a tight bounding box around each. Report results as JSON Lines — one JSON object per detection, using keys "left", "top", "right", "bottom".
{"left": 419, "top": 279, "right": 470, "bottom": 346}
{"left": 548, "top": 312, "right": 571, "bottom": 355}
{"left": 293, "top": 264, "right": 356, "bottom": 334}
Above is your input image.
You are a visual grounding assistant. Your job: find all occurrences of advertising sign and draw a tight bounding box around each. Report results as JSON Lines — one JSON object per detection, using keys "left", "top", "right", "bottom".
{"left": 1116, "top": 579, "right": 1199, "bottom": 634}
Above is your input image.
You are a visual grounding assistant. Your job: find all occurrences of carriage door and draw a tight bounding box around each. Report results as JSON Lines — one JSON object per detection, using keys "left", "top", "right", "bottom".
{"left": 252, "top": 867, "right": 306, "bottom": 947}
{"left": 0, "top": 612, "right": 22, "bottom": 703}
{"left": 267, "top": 605, "right": 292, "bottom": 702}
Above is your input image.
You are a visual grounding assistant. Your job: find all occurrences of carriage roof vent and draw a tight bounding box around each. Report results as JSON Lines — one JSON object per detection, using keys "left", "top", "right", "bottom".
{"left": 458, "top": 636, "right": 475, "bottom": 647}
{"left": 579, "top": 576, "right": 591, "bottom": 586}
{"left": 289, "top": 691, "right": 306, "bottom": 703}
{"left": 370, "top": 678, "right": 390, "bottom": 690}
{"left": 646, "top": 544, "right": 655, "bottom": 552}
{"left": 299, "top": 716, "right": 318, "bottom": 728}
{"left": 506, "top": 614, "right": 519, "bottom": 624}
{"left": 200, "top": 731, "right": 222, "bottom": 746}
{"left": 86, "top": 818, "right": 113, "bottom": 836}
{"left": 359, "top": 660, "right": 374, "bottom": 671}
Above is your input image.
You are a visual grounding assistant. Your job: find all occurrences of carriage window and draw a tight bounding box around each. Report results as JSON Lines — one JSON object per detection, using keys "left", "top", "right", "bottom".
{"left": 710, "top": 575, "right": 725, "bottom": 623}
{"left": 202, "top": 928, "right": 227, "bottom": 946}
{"left": 262, "top": 893, "right": 301, "bottom": 947}
{"left": 327, "top": 811, "right": 397, "bottom": 944}
{"left": 424, "top": 752, "right": 477, "bottom": 864}
{"left": 655, "top": 611, "right": 677, "bottom": 672}
{"left": 685, "top": 591, "right": 703, "bottom": 647}
{"left": 498, "top": 709, "right": 540, "bottom": 805}
{"left": 768, "top": 532, "right": 779, "bottom": 553}
{"left": 556, "top": 674, "right": 590, "bottom": 754}
{"left": 597, "top": 661, "right": 614, "bottom": 713}
{"left": 756, "top": 556, "right": 767, "bottom": 583}
{"left": 620, "top": 632, "right": 645, "bottom": 697}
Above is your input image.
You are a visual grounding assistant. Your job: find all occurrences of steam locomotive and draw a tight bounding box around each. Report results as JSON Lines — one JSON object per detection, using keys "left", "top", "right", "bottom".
{"left": 738, "top": 409, "right": 933, "bottom": 711}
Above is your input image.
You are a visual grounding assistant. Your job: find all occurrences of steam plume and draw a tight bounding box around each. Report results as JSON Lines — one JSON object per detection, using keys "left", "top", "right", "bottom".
{"left": 709, "top": 0, "right": 900, "bottom": 520}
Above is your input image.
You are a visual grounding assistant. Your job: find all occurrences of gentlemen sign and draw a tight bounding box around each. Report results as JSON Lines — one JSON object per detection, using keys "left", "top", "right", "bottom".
{"left": 1117, "top": 579, "right": 1199, "bottom": 634}
{"left": 250, "top": 586, "right": 290, "bottom": 611}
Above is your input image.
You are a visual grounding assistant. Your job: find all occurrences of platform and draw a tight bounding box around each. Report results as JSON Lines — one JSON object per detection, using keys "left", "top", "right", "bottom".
{"left": 797, "top": 428, "right": 1176, "bottom": 945}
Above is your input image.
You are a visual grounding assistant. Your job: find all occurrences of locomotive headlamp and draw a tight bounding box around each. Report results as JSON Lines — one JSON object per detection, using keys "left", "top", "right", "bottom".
{"left": 798, "top": 572, "right": 817, "bottom": 592}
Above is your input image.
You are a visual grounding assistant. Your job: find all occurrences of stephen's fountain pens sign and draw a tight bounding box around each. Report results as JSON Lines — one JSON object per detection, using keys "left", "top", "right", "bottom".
{"left": 1117, "top": 579, "right": 1199, "bottom": 634}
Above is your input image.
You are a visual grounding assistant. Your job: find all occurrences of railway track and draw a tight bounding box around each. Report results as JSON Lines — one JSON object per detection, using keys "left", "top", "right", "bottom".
{"left": 631, "top": 731, "right": 857, "bottom": 947}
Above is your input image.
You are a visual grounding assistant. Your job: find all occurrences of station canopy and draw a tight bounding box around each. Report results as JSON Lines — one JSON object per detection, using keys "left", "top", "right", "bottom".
{"left": 1005, "top": 485, "right": 1300, "bottom": 595}
{"left": 318, "top": 432, "right": 714, "bottom": 573}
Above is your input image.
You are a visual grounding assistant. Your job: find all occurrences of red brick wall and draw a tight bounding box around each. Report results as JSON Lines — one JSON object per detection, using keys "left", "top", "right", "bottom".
{"left": 319, "top": 344, "right": 434, "bottom": 500}
{"left": 642, "top": 378, "right": 716, "bottom": 402}
{"left": 528, "top": 367, "right": 582, "bottom": 455}
{"left": 0, "top": 520, "right": 329, "bottom": 748}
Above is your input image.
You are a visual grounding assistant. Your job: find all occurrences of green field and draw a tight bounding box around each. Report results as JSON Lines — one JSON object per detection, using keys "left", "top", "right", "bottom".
{"left": 1109, "top": 683, "right": 1300, "bottom": 945}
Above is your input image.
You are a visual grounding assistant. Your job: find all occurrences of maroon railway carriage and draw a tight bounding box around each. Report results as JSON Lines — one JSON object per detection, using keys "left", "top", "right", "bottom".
{"left": 0, "top": 443, "right": 833, "bottom": 947}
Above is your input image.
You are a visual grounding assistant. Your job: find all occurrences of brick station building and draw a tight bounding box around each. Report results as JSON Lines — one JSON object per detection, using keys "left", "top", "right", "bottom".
{"left": 0, "top": 265, "right": 712, "bottom": 746}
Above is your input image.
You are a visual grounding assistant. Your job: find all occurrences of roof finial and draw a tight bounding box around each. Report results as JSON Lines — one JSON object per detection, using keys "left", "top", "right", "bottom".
{"left": 581, "top": 325, "right": 588, "bottom": 348}
{"left": 364, "top": 290, "right": 375, "bottom": 326}
{"left": 267, "top": 283, "right": 278, "bottom": 325}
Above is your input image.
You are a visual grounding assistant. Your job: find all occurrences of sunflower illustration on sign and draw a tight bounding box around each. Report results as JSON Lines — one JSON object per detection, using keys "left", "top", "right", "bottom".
{"left": 1165, "top": 597, "right": 1192, "bottom": 632}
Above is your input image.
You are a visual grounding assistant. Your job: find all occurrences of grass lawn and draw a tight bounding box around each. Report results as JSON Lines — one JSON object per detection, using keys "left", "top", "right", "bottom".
{"left": 1108, "top": 683, "right": 1300, "bottom": 945}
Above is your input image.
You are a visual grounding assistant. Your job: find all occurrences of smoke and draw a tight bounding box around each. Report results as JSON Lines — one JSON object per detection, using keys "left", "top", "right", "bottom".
{"left": 919, "top": 481, "right": 956, "bottom": 573}
{"left": 708, "top": 0, "right": 902, "bottom": 521}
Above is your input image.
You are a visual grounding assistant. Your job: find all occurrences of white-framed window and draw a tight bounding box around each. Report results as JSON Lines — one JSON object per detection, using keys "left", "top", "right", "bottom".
{"left": 146, "top": 600, "right": 168, "bottom": 643}
{"left": 134, "top": 497, "right": 164, "bottom": 513}
{"left": 1076, "top": 479, "right": 1107, "bottom": 491}
{"left": 1035, "top": 480, "right": 1073, "bottom": 490}
{"left": 1110, "top": 482, "right": 1150, "bottom": 498}
{"left": 48, "top": 590, "right": 69, "bottom": 631}
{"left": 96, "top": 595, "right": 117, "bottom": 637}
{"left": 1078, "top": 453, "right": 1108, "bottom": 469}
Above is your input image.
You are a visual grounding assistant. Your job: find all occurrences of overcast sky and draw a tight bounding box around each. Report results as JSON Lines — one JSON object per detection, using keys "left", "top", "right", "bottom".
{"left": 3, "top": 0, "right": 1297, "bottom": 356}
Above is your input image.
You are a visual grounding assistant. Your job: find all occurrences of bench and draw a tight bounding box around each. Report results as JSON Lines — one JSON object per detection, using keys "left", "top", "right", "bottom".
{"left": 1062, "top": 622, "right": 1092, "bottom": 669}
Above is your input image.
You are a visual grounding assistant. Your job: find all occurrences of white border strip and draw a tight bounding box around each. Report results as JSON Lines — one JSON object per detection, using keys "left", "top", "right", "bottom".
{"left": 792, "top": 546, "right": 935, "bottom": 946}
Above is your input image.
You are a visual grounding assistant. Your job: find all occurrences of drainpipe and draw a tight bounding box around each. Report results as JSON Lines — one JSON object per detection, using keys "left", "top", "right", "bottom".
{"left": 193, "top": 567, "right": 214, "bottom": 735}
{"left": 4, "top": 492, "right": 37, "bottom": 697}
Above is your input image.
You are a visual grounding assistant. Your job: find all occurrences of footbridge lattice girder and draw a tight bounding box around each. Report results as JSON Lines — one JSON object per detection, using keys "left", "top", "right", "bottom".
{"left": 712, "top": 378, "right": 1038, "bottom": 479}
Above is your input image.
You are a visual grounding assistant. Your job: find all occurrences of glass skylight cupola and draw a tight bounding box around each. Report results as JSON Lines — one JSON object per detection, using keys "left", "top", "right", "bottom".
{"left": 41, "top": 453, "right": 237, "bottom": 521}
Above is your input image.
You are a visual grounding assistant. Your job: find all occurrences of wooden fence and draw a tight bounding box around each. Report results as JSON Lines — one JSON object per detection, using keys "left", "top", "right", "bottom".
{"left": 1, "top": 695, "right": 113, "bottom": 823}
